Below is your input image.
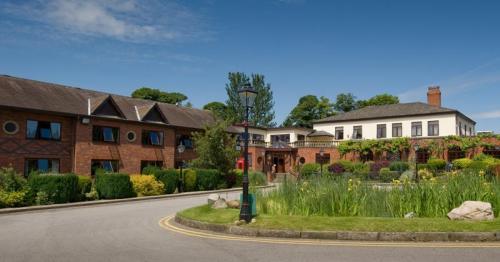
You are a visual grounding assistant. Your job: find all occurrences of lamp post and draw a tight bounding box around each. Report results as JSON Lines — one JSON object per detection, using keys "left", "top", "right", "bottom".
{"left": 177, "top": 142, "right": 185, "bottom": 193}
{"left": 414, "top": 144, "right": 419, "bottom": 183}
{"left": 319, "top": 148, "right": 325, "bottom": 177}
{"left": 238, "top": 83, "right": 257, "bottom": 223}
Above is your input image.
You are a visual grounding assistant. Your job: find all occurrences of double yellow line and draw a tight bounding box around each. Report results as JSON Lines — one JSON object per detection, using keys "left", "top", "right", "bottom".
{"left": 158, "top": 215, "right": 500, "bottom": 248}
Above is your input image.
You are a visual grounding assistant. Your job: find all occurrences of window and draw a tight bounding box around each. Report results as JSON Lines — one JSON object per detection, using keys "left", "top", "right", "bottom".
{"left": 411, "top": 122, "right": 422, "bottom": 137}
{"left": 140, "top": 161, "right": 163, "bottom": 173}
{"left": 376, "top": 124, "right": 387, "bottom": 138}
{"left": 177, "top": 135, "right": 193, "bottom": 149}
{"left": 252, "top": 134, "right": 264, "bottom": 142}
{"left": 142, "top": 130, "right": 164, "bottom": 146}
{"left": 416, "top": 149, "right": 429, "bottom": 164}
{"left": 392, "top": 123, "right": 402, "bottom": 137}
{"left": 126, "top": 131, "right": 136, "bottom": 142}
{"left": 270, "top": 134, "right": 290, "bottom": 148}
{"left": 315, "top": 153, "right": 331, "bottom": 165}
{"left": 335, "top": 127, "right": 344, "bottom": 140}
{"left": 297, "top": 134, "right": 305, "bottom": 141}
{"left": 459, "top": 122, "right": 463, "bottom": 136}
{"left": 91, "top": 160, "right": 119, "bottom": 176}
{"left": 25, "top": 159, "right": 60, "bottom": 176}
{"left": 26, "top": 120, "right": 61, "bottom": 140}
{"left": 92, "top": 126, "right": 119, "bottom": 143}
{"left": 428, "top": 121, "right": 439, "bottom": 136}
{"left": 469, "top": 127, "right": 473, "bottom": 136}
{"left": 3, "top": 121, "right": 19, "bottom": 135}
{"left": 353, "top": 126, "right": 362, "bottom": 139}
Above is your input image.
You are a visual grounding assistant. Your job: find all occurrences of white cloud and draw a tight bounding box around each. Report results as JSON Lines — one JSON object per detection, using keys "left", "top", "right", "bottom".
{"left": 472, "top": 110, "right": 500, "bottom": 119}
{"left": 1, "top": 0, "right": 207, "bottom": 42}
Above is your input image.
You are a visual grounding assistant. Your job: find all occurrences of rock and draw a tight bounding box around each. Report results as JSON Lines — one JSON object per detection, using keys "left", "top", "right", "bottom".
{"left": 207, "top": 193, "right": 220, "bottom": 205}
{"left": 251, "top": 218, "right": 257, "bottom": 223}
{"left": 234, "top": 220, "right": 246, "bottom": 226}
{"left": 212, "top": 199, "right": 227, "bottom": 209}
{"left": 447, "top": 201, "right": 494, "bottom": 221}
{"left": 404, "top": 212, "right": 415, "bottom": 219}
{"left": 226, "top": 200, "right": 240, "bottom": 209}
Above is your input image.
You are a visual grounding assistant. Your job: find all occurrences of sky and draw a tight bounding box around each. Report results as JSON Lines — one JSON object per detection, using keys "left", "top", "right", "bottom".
{"left": 0, "top": 0, "right": 499, "bottom": 132}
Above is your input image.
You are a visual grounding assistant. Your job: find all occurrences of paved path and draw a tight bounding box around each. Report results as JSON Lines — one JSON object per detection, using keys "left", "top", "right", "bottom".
{"left": 0, "top": 192, "right": 498, "bottom": 262}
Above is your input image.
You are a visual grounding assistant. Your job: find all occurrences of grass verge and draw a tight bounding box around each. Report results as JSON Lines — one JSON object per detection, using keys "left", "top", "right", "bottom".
{"left": 177, "top": 205, "right": 500, "bottom": 232}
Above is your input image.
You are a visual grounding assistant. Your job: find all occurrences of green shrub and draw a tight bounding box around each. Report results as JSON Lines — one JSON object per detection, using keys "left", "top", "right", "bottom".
{"left": 0, "top": 190, "right": 27, "bottom": 208}
{"left": 28, "top": 173, "right": 79, "bottom": 204}
{"left": 249, "top": 171, "right": 267, "bottom": 186}
{"left": 351, "top": 162, "right": 369, "bottom": 173}
{"left": 379, "top": 167, "right": 399, "bottom": 182}
{"left": 183, "top": 169, "right": 197, "bottom": 192}
{"left": 300, "top": 163, "right": 321, "bottom": 179}
{"left": 196, "top": 169, "right": 220, "bottom": 191}
{"left": 233, "top": 169, "right": 243, "bottom": 188}
{"left": 95, "top": 173, "right": 135, "bottom": 199}
{"left": 337, "top": 160, "right": 354, "bottom": 172}
{"left": 0, "top": 167, "right": 27, "bottom": 192}
{"left": 224, "top": 170, "right": 237, "bottom": 188}
{"left": 427, "top": 158, "right": 446, "bottom": 171}
{"left": 130, "top": 175, "right": 164, "bottom": 196}
{"left": 389, "top": 161, "right": 409, "bottom": 172}
{"left": 399, "top": 170, "right": 415, "bottom": 181}
{"left": 452, "top": 158, "right": 473, "bottom": 169}
{"left": 142, "top": 165, "right": 161, "bottom": 175}
{"left": 417, "top": 163, "right": 429, "bottom": 170}
{"left": 468, "top": 160, "right": 490, "bottom": 172}
{"left": 76, "top": 175, "right": 92, "bottom": 201}
{"left": 154, "top": 169, "right": 178, "bottom": 194}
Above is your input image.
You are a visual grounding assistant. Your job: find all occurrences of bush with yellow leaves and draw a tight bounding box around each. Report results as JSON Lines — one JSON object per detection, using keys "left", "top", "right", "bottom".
{"left": 130, "top": 175, "right": 165, "bottom": 197}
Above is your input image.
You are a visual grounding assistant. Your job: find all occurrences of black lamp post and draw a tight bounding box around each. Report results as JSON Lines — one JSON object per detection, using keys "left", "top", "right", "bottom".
{"left": 414, "top": 144, "right": 419, "bottom": 183}
{"left": 319, "top": 148, "right": 325, "bottom": 177}
{"left": 238, "top": 83, "right": 257, "bottom": 223}
{"left": 177, "top": 142, "right": 185, "bottom": 192}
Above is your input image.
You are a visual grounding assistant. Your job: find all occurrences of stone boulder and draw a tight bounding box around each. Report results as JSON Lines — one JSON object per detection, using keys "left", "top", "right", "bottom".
{"left": 212, "top": 199, "right": 227, "bottom": 209}
{"left": 226, "top": 200, "right": 240, "bottom": 209}
{"left": 207, "top": 193, "right": 220, "bottom": 205}
{"left": 447, "top": 201, "right": 494, "bottom": 221}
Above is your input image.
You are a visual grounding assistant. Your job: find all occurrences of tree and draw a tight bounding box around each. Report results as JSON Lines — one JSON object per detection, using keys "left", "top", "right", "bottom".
{"left": 334, "top": 93, "right": 357, "bottom": 112}
{"left": 203, "top": 102, "right": 228, "bottom": 120}
{"left": 283, "top": 95, "right": 335, "bottom": 128}
{"left": 131, "top": 87, "right": 188, "bottom": 105}
{"left": 191, "top": 121, "right": 239, "bottom": 175}
{"left": 225, "top": 72, "right": 276, "bottom": 127}
{"left": 357, "top": 93, "right": 399, "bottom": 108}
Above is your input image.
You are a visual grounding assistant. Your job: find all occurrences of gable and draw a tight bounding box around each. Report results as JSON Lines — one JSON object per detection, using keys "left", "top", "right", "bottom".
{"left": 143, "top": 105, "right": 168, "bottom": 123}
{"left": 92, "top": 97, "right": 125, "bottom": 118}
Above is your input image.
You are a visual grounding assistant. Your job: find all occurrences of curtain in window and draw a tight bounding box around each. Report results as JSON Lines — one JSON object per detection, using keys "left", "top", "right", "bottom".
{"left": 37, "top": 159, "right": 49, "bottom": 173}
{"left": 51, "top": 160, "right": 60, "bottom": 173}
{"left": 27, "top": 120, "right": 38, "bottom": 138}
{"left": 149, "top": 132, "right": 159, "bottom": 145}
{"left": 51, "top": 123, "right": 61, "bottom": 140}
{"left": 103, "top": 127, "right": 114, "bottom": 142}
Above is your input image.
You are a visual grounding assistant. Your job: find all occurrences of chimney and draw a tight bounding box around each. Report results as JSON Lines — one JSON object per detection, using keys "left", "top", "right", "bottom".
{"left": 427, "top": 86, "right": 441, "bottom": 107}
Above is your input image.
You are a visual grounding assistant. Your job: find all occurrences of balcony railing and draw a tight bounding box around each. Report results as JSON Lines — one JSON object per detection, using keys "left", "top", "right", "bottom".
{"left": 248, "top": 140, "right": 341, "bottom": 148}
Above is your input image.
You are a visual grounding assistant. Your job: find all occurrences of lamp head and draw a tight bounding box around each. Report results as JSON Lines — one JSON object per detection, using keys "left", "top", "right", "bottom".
{"left": 238, "top": 83, "right": 257, "bottom": 108}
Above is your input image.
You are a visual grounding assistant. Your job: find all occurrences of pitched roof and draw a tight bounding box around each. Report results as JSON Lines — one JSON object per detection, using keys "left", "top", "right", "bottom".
{"left": 314, "top": 102, "right": 475, "bottom": 124}
{"left": 307, "top": 130, "right": 334, "bottom": 137}
{"left": 0, "top": 75, "right": 216, "bottom": 129}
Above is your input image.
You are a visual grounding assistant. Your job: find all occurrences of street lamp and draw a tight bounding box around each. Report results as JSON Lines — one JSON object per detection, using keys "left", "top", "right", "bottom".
{"left": 177, "top": 142, "right": 186, "bottom": 193}
{"left": 238, "top": 83, "right": 257, "bottom": 223}
{"left": 319, "top": 148, "right": 325, "bottom": 177}
{"left": 414, "top": 144, "right": 419, "bottom": 183}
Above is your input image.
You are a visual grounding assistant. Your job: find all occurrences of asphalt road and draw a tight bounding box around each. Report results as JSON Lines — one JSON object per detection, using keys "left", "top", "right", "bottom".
{"left": 0, "top": 192, "right": 498, "bottom": 262}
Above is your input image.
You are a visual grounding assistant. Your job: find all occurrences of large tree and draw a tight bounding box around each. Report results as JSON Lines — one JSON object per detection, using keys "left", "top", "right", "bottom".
{"left": 357, "top": 93, "right": 399, "bottom": 108}
{"left": 203, "top": 101, "right": 228, "bottom": 120}
{"left": 334, "top": 93, "right": 357, "bottom": 112}
{"left": 131, "top": 87, "right": 188, "bottom": 105}
{"left": 225, "top": 72, "right": 276, "bottom": 127}
{"left": 283, "top": 95, "right": 335, "bottom": 128}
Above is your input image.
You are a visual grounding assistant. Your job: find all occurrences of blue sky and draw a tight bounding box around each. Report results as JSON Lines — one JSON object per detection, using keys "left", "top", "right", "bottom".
{"left": 0, "top": 0, "right": 499, "bottom": 131}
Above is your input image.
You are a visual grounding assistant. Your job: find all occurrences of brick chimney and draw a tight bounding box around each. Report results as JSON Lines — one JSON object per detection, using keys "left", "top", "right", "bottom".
{"left": 427, "top": 86, "right": 441, "bottom": 107}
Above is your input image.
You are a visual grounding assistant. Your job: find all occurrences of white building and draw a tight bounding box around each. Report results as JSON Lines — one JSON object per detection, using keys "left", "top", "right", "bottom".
{"left": 313, "top": 87, "right": 476, "bottom": 140}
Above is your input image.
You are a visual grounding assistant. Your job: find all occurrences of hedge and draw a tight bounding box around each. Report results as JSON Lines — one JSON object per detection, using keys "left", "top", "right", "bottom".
{"left": 130, "top": 175, "right": 164, "bottom": 196}
{"left": 452, "top": 158, "right": 473, "bottom": 169}
{"left": 154, "top": 169, "right": 178, "bottom": 194}
{"left": 389, "top": 161, "right": 409, "bottom": 172}
{"left": 95, "top": 173, "right": 135, "bottom": 199}
{"left": 195, "top": 169, "right": 220, "bottom": 191}
{"left": 28, "top": 173, "right": 79, "bottom": 204}
{"left": 427, "top": 158, "right": 446, "bottom": 171}
{"left": 379, "top": 167, "right": 400, "bottom": 182}
{"left": 183, "top": 169, "right": 197, "bottom": 192}
{"left": 76, "top": 175, "right": 92, "bottom": 201}
{"left": 300, "top": 163, "right": 321, "bottom": 179}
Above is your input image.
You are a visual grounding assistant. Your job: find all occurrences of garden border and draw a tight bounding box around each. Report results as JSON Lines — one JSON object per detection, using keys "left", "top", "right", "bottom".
{"left": 174, "top": 215, "right": 500, "bottom": 242}
{"left": 0, "top": 185, "right": 274, "bottom": 215}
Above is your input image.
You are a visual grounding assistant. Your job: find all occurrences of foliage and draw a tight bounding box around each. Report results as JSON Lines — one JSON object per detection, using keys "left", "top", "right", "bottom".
{"left": 142, "top": 165, "right": 161, "bottom": 175}
{"left": 225, "top": 170, "right": 237, "bottom": 188}
{"left": 95, "top": 173, "right": 135, "bottom": 199}
{"left": 153, "top": 169, "right": 178, "bottom": 194}
{"left": 131, "top": 87, "right": 188, "bottom": 105}
{"left": 256, "top": 170, "right": 500, "bottom": 218}
{"left": 335, "top": 160, "right": 354, "bottom": 172}
{"left": 427, "top": 158, "right": 446, "bottom": 171}
{"left": 283, "top": 95, "right": 335, "bottom": 128}
{"left": 195, "top": 169, "right": 220, "bottom": 191}
{"left": 249, "top": 171, "right": 267, "bottom": 186}
{"left": 338, "top": 138, "right": 410, "bottom": 156}
{"left": 77, "top": 175, "right": 92, "bottom": 201}
{"left": 203, "top": 101, "right": 228, "bottom": 120}
{"left": 191, "top": 121, "right": 239, "bottom": 176}
{"left": 0, "top": 167, "right": 27, "bottom": 192}
{"left": 370, "top": 160, "right": 390, "bottom": 173}
{"left": 399, "top": 170, "right": 415, "bottom": 181}
{"left": 28, "top": 173, "right": 79, "bottom": 204}
{"left": 225, "top": 72, "right": 276, "bottom": 127}
{"left": 379, "top": 168, "right": 400, "bottom": 182}
{"left": 328, "top": 162, "right": 345, "bottom": 174}
{"left": 452, "top": 158, "right": 473, "bottom": 169}
{"left": 0, "top": 190, "right": 27, "bottom": 208}
{"left": 357, "top": 93, "right": 399, "bottom": 108}
{"left": 130, "top": 175, "right": 164, "bottom": 196}
{"left": 300, "top": 163, "right": 321, "bottom": 179}
{"left": 444, "top": 136, "right": 481, "bottom": 152}
{"left": 35, "top": 191, "right": 50, "bottom": 205}
{"left": 389, "top": 161, "right": 410, "bottom": 172}
{"left": 334, "top": 93, "right": 357, "bottom": 112}
{"left": 183, "top": 169, "right": 197, "bottom": 192}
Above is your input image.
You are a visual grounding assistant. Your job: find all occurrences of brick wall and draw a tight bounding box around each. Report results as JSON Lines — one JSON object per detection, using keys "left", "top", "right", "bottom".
{"left": 0, "top": 108, "right": 75, "bottom": 175}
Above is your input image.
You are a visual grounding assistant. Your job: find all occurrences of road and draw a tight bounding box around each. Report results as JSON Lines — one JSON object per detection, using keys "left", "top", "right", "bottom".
{"left": 0, "top": 191, "right": 498, "bottom": 262}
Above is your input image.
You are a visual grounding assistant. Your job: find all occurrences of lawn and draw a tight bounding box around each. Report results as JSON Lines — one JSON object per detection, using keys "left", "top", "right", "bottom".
{"left": 177, "top": 205, "right": 500, "bottom": 232}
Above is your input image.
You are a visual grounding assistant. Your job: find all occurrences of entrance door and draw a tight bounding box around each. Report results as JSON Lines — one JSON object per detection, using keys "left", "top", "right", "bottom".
{"left": 273, "top": 157, "right": 286, "bottom": 173}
